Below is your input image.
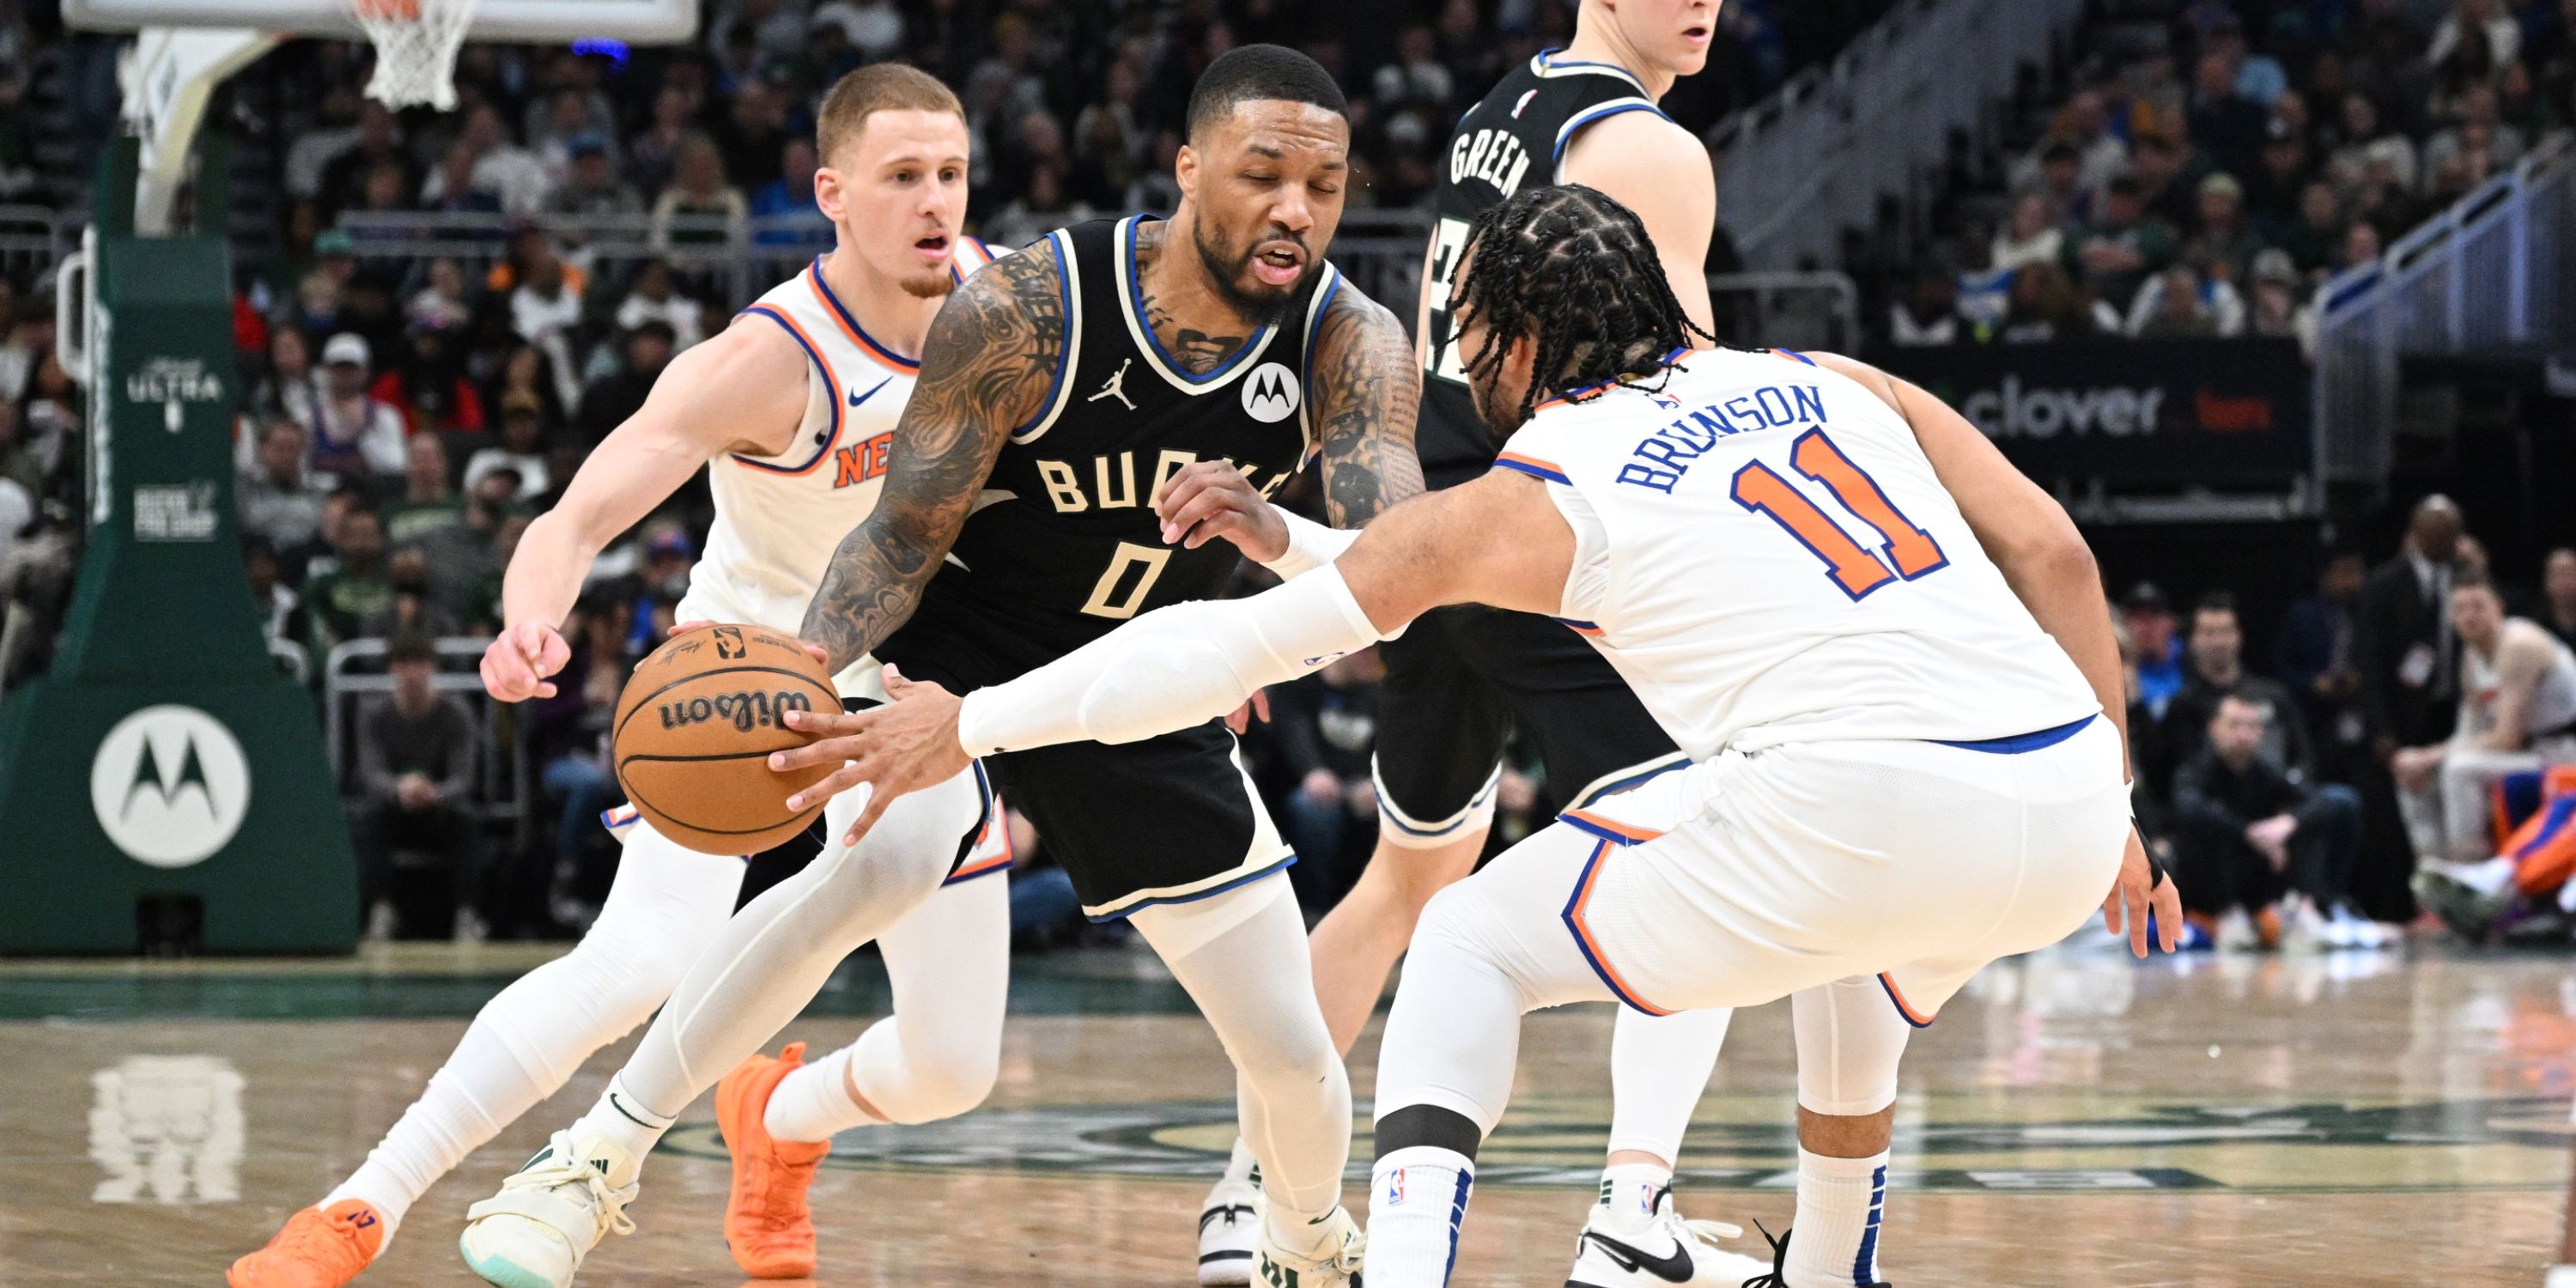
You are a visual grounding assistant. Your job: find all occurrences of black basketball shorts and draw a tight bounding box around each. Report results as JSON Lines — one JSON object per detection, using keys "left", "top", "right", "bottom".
{"left": 1370, "top": 605, "right": 1686, "bottom": 848}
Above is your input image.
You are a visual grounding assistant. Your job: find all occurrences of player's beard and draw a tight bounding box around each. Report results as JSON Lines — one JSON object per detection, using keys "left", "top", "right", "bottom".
{"left": 899, "top": 267, "right": 958, "bottom": 301}
{"left": 1193, "top": 220, "right": 1309, "bottom": 324}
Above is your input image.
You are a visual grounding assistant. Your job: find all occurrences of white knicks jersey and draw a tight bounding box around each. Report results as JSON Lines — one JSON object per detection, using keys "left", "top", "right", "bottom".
{"left": 683, "top": 239, "right": 1003, "bottom": 690}
{"left": 1494, "top": 346, "right": 2099, "bottom": 762}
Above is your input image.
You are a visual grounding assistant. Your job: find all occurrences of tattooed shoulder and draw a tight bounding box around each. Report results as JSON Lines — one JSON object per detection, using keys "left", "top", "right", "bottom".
{"left": 1308, "top": 283, "right": 1425, "bottom": 528}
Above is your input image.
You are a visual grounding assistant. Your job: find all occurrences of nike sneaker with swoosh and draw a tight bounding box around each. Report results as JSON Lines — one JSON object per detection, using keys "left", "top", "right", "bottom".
{"left": 1565, "top": 1185, "right": 1771, "bottom": 1288}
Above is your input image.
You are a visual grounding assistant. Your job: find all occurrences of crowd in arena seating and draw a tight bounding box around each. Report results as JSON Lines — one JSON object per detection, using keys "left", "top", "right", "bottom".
{"left": 4, "top": 0, "right": 2573, "bottom": 948}
{"left": 0, "top": 0, "right": 1904, "bottom": 941}
{"left": 1881, "top": 0, "right": 2576, "bottom": 348}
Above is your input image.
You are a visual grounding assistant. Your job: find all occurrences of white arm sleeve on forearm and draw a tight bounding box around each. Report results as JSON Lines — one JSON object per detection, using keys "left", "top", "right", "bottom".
{"left": 955, "top": 564, "right": 1388, "bottom": 756}
{"left": 1258, "top": 508, "right": 1362, "bottom": 580}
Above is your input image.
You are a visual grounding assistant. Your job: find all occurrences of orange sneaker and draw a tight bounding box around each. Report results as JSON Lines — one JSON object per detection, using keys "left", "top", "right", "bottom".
{"left": 227, "top": 1199, "right": 386, "bottom": 1287}
{"left": 716, "top": 1042, "right": 832, "bottom": 1279}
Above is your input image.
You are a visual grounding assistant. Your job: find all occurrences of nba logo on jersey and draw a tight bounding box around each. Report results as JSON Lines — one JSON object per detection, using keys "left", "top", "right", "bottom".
{"left": 1384, "top": 1168, "right": 1406, "bottom": 1206}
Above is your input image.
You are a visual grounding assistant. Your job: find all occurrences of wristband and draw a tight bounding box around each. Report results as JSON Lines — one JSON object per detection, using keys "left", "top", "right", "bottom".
{"left": 1260, "top": 509, "right": 1361, "bottom": 581}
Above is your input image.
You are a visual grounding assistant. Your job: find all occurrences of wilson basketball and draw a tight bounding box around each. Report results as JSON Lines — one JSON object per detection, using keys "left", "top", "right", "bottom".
{"left": 611, "top": 624, "right": 841, "bottom": 854}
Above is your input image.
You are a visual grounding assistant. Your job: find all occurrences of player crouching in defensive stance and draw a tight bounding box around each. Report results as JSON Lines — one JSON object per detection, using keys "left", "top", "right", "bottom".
{"left": 793, "top": 185, "right": 2183, "bottom": 1288}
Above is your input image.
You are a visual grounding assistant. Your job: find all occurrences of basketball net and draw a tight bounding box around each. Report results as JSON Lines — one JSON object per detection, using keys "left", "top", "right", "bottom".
{"left": 350, "top": 0, "right": 479, "bottom": 111}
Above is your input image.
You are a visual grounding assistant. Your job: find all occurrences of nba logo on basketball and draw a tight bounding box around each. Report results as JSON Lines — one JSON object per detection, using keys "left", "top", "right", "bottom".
{"left": 1384, "top": 1168, "right": 1406, "bottom": 1206}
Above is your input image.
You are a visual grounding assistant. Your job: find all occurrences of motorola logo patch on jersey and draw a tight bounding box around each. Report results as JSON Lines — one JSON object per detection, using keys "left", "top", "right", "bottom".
{"left": 88, "top": 704, "right": 252, "bottom": 868}
{"left": 1240, "top": 363, "right": 1302, "bottom": 423}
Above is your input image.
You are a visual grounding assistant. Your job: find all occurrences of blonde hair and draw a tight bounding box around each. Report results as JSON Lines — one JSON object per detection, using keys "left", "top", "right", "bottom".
{"left": 817, "top": 63, "right": 965, "bottom": 164}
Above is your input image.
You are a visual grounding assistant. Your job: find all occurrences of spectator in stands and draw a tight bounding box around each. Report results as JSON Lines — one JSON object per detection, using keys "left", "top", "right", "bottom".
{"left": 2543, "top": 548, "right": 2576, "bottom": 651}
{"left": 379, "top": 321, "right": 485, "bottom": 435}
{"left": 626, "top": 84, "right": 698, "bottom": 200}
{"left": 547, "top": 136, "right": 644, "bottom": 220}
{"left": 614, "top": 261, "right": 705, "bottom": 350}
{"left": 304, "top": 332, "right": 408, "bottom": 480}
{"left": 2280, "top": 548, "right": 2373, "bottom": 783}
{"left": 315, "top": 101, "right": 410, "bottom": 221}
{"left": 361, "top": 546, "right": 460, "bottom": 639}
{"left": 575, "top": 322, "right": 676, "bottom": 445}
{"left": 2130, "top": 262, "right": 2246, "bottom": 337}
{"left": 1998, "top": 261, "right": 2098, "bottom": 342}
{"left": 1071, "top": 58, "right": 1146, "bottom": 210}
{"left": 2186, "top": 173, "right": 2266, "bottom": 284}
{"left": 716, "top": 79, "right": 793, "bottom": 191}
{"left": 2170, "top": 690, "right": 2373, "bottom": 949}
{"left": 650, "top": 133, "right": 748, "bottom": 252}
{"left": 1269, "top": 651, "right": 1383, "bottom": 913}
{"left": 15, "top": 347, "right": 76, "bottom": 471}
{"left": 451, "top": 102, "right": 553, "bottom": 217}
{"left": 419, "top": 468, "right": 515, "bottom": 623}
{"left": 2427, "top": 83, "right": 2529, "bottom": 173}
{"left": 2246, "top": 248, "right": 2312, "bottom": 341}
{"left": 2192, "top": 49, "right": 2274, "bottom": 172}
{"left": 464, "top": 392, "right": 552, "bottom": 502}
{"left": 811, "top": 0, "right": 905, "bottom": 60}
{"left": 283, "top": 88, "right": 364, "bottom": 204}
{"left": 1990, "top": 191, "right": 2066, "bottom": 273}
{"left": 243, "top": 538, "right": 311, "bottom": 670}
{"left": 2242, "top": 115, "right": 2315, "bottom": 229}
{"left": 2125, "top": 581, "right": 2188, "bottom": 722}
{"left": 2163, "top": 592, "right": 2316, "bottom": 778}
{"left": 2019, "top": 88, "right": 2130, "bottom": 197}
{"left": 247, "top": 325, "right": 319, "bottom": 444}
{"left": 423, "top": 143, "right": 507, "bottom": 218}
{"left": 1887, "top": 266, "right": 1961, "bottom": 345}
{"left": 2032, "top": 143, "right": 2096, "bottom": 228}
{"left": 505, "top": 239, "right": 585, "bottom": 404}
{"left": 355, "top": 630, "right": 482, "bottom": 940}
{"left": 407, "top": 256, "right": 474, "bottom": 335}
{"left": 238, "top": 419, "right": 331, "bottom": 562}
{"left": 2071, "top": 176, "right": 2177, "bottom": 310}
{"left": 2328, "top": 93, "right": 2420, "bottom": 193}
{"left": 750, "top": 137, "right": 833, "bottom": 246}
{"left": 307, "top": 505, "right": 393, "bottom": 652}
{"left": 481, "top": 341, "right": 568, "bottom": 439}
{"left": 530, "top": 590, "right": 630, "bottom": 925}
{"left": 383, "top": 435, "right": 463, "bottom": 547}
{"left": 2340, "top": 218, "right": 2385, "bottom": 272}
{"left": 2428, "top": 0, "right": 2523, "bottom": 72}
{"left": 2428, "top": 17, "right": 2504, "bottom": 120}
{"left": 2278, "top": 181, "right": 2349, "bottom": 276}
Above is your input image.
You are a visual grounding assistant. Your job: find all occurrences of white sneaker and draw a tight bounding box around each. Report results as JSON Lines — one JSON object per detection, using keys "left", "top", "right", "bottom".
{"left": 1567, "top": 1184, "right": 1772, "bottom": 1287}
{"left": 2283, "top": 897, "right": 2334, "bottom": 952}
{"left": 458, "top": 1131, "right": 639, "bottom": 1288}
{"left": 2215, "top": 907, "right": 2259, "bottom": 951}
{"left": 1254, "top": 1205, "right": 1364, "bottom": 1288}
{"left": 1197, "top": 1172, "right": 1261, "bottom": 1286}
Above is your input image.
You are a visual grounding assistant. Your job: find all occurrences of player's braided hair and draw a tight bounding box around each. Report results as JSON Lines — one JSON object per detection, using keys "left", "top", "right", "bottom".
{"left": 1451, "top": 184, "right": 1715, "bottom": 428}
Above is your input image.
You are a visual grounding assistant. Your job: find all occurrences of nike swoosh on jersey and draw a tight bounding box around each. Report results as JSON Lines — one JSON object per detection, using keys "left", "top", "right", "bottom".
{"left": 1583, "top": 1230, "right": 1694, "bottom": 1283}
{"left": 848, "top": 377, "right": 894, "bottom": 408}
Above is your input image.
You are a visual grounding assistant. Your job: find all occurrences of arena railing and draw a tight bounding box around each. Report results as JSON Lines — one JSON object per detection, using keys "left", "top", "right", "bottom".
{"left": 321, "top": 635, "right": 528, "bottom": 837}
{"left": 0, "top": 204, "right": 77, "bottom": 288}
{"left": 2313, "top": 131, "right": 2576, "bottom": 493}
{"left": 1704, "top": 0, "right": 2088, "bottom": 272}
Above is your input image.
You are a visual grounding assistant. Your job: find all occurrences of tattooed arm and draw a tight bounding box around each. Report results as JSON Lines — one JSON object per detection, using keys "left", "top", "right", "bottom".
{"left": 800, "top": 242, "right": 1066, "bottom": 672}
{"left": 1306, "top": 283, "right": 1425, "bottom": 528}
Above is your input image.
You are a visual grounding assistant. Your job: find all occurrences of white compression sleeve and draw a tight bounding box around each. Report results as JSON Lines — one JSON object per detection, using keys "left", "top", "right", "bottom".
{"left": 956, "top": 564, "right": 1385, "bottom": 755}
{"left": 1258, "top": 509, "right": 1362, "bottom": 580}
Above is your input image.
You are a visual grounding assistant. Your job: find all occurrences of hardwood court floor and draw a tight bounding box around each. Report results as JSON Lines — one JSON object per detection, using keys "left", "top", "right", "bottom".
{"left": 1, "top": 939, "right": 2567, "bottom": 1285}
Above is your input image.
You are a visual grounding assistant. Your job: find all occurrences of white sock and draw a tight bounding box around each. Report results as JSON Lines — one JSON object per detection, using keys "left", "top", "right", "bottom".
{"left": 762, "top": 1045, "right": 881, "bottom": 1144}
{"left": 1226, "top": 1136, "right": 1259, "bottom": 1186}
{"left": 2450, "top": 855, "right": 2517, "bottom": 896}
{"left": 1593, "top": 1160, "right": 1674, "bottom": 1232}
{"left": 1369, "top": 1145, "right": 1473, "bottom": 1286}
{"left": 568, "top": 1072, "right": 678, "bottom": 1161}
{"left": 1785, "top": 1148, "right": 1888, "bottom": 1288}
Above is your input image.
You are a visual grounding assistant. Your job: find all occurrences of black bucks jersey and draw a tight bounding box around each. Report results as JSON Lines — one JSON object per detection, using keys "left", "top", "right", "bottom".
{"left": 1418, "top": 50, "right": 1673, "bottom": 489}
{"left": 878, "top": 214, "right": 1343, "bottom": 919}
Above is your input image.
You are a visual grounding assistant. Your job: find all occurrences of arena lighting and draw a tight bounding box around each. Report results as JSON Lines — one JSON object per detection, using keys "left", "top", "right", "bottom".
{"left": 571, "top": 37, "right": 630, "bottom": 65}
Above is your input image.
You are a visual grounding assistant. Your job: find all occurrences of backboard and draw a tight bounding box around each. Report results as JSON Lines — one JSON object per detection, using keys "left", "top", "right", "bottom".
{"left": 63, "top": 0, "right": 698, "bottom": 43}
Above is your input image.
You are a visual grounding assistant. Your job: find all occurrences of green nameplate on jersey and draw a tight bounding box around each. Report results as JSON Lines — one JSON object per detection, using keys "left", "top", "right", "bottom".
{"left": 0, "top": 141, "right": 354, "bottom": 953}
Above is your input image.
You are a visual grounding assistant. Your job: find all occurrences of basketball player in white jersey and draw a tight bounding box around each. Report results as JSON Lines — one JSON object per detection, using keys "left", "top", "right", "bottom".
{"left": 228, "top": 66, "right": 1007, "bottom": 1288}
{"left": 810, "top": 185, "right": 2182, "bottom": 1288}
{"left": 2408, "top": 570, "right": 2576, "bottom": 931}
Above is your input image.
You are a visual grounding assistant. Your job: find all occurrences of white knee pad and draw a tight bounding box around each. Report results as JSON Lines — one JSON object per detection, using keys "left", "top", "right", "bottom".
{"left": 1792, "top": 976, "right": 1910, "bottom": 1117}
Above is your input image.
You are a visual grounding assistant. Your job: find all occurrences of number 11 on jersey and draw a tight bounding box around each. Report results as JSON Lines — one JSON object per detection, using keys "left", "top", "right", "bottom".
{"left": 1730, "top": 428, "right": 1947, "bottom": 599}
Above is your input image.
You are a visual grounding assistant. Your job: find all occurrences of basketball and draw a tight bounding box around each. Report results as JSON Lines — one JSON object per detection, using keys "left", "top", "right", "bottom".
{"left": 611, "top": 624, "right": 840, "bottom": 855}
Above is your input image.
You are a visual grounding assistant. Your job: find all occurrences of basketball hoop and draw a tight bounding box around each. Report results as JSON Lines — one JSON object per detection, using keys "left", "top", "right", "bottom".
{"left": 349, "top": 0, "right": 479, "bottom": 110}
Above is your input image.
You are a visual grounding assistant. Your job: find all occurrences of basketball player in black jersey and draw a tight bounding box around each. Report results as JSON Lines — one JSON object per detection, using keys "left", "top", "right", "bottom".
{"left": 775, "top": 46, "right": 1418, "bottom": 1287}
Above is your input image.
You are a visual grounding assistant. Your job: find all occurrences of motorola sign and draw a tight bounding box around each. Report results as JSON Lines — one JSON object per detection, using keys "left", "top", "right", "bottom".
{"left": 1239, "top": 361, "right": 1303, "bottom": 423}
{"left": 88, "top": 704, "right": 252, "bottom": 867}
